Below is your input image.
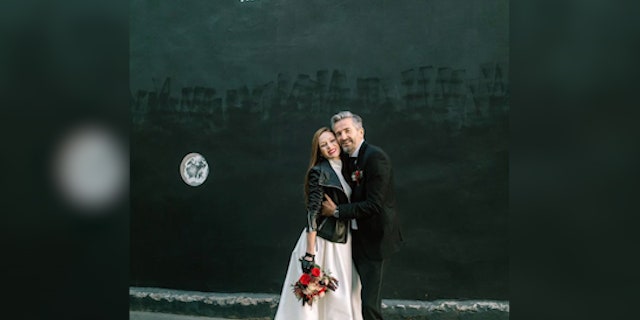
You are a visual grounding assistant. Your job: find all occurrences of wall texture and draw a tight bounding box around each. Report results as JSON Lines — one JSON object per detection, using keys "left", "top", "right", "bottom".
{"left": 130, "top": 0, "right": 508, "bottom": 300}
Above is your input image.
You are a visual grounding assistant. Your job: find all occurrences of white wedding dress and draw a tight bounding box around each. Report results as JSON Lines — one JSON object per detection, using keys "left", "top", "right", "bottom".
{"left": 274, "top": 159, "right": 363, "bottom": 320}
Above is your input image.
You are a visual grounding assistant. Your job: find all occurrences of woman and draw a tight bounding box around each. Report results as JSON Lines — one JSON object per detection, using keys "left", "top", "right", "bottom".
{"left": 274, "top": 127, "right": 362, "bottom": 320}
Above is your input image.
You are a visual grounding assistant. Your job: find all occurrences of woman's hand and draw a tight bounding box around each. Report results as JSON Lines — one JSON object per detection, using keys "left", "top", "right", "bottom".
{"left": 300, "top": 252, "right": 315, "bottom": 273}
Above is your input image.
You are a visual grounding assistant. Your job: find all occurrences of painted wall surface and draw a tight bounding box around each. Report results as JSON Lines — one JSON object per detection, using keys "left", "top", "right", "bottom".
{"left": 130, "top": 0, "right": 508, "bottom": 300}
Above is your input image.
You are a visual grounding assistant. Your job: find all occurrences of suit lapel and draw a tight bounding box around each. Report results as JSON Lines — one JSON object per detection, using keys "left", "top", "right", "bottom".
{"left": 355, "top": 142, "right": 368, "bottom": 171}
{"left": 340, "top": 152, "right": 351, "bottom": 181}
{"left": 348, "top": 142, "right": 368, "bottom": 190}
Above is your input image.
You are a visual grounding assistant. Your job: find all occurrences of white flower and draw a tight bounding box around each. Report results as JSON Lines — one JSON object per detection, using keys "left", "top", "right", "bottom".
{"left": 307, "top": 282, "right": 320, "bottom": 292}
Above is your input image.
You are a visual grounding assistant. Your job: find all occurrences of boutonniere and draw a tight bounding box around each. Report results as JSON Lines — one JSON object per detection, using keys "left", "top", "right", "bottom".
{"left": 351, "top": 169, "right": 364, "bottom": 185}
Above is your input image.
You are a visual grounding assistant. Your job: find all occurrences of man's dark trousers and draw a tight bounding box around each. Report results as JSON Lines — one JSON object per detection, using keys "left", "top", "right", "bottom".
{"left": 353, "top": 238, "right": 385, "bottom": 320}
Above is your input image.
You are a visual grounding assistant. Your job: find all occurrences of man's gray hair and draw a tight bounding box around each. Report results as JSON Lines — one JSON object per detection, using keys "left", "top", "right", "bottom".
{"left": 330, "top": 110, "right": 363, "bottom": 131}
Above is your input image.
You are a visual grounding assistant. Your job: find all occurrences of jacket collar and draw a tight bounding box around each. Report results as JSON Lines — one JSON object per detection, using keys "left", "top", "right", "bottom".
{"left": 341, "top": 141, "right": 368, "bottom": 163}
{"left": 317, "top": 159, "right": 345, "bottom": 192}
{"left": 350, "top": 140, "right": 365, "bottom": 158}
{"left": 354, "top": 141, "right": 368, "bottom": 169}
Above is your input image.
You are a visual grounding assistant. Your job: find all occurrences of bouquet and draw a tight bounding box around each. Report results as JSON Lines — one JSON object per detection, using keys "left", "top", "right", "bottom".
{"left": 291, "top": 263, "right": 339, "bottom": 306}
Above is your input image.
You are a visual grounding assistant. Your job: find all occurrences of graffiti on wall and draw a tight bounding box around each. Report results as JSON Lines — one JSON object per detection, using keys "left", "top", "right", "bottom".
{"left": 131, "top": 62, "right": 507, "bottom": 131}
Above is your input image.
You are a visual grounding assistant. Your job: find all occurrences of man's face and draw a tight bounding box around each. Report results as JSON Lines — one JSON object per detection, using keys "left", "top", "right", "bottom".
{"left": 333, "top": 117, "right": 364, "bottom": 155}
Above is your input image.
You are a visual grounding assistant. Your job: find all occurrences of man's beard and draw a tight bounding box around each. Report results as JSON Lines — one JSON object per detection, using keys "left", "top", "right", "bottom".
{"left": 340, "top": 139, "right": 354, "bottom": 153}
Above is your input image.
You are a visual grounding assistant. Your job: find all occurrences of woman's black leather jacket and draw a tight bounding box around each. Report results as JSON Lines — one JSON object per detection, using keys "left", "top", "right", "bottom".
{"left": 306, "top": 159, "right": 349, "bottom": 243}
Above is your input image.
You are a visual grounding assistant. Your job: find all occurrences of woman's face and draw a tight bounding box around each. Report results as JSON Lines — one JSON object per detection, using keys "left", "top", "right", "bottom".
{"left": 318, "top": 131, "right": 340, "bottom": 160}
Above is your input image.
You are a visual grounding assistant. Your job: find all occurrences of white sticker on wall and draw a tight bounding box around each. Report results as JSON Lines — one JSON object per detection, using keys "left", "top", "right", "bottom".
{"left": 180, "top": 153, "right": 209, "bottom": 186}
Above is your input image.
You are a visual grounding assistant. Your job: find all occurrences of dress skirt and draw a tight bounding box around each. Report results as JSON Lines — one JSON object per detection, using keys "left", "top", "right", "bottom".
{"left": 274, "top": 229, "right": 363, "bottom": 320}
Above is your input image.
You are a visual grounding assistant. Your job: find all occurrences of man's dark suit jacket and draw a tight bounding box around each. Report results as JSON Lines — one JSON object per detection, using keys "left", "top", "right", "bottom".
{"left": 337, "top": 141, "right": 403, "bottom": 260}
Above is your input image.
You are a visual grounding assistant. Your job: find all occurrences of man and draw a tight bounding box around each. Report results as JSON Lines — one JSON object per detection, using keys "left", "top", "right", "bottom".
{"left": 321, "top": 110, "right": 403, "bottom": 320}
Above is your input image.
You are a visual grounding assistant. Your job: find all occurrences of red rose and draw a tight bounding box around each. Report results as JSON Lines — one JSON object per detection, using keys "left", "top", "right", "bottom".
{"left": 299, "top": 273, "right": 312, "bottom": 285}
{"left": 351, "top": 170, "right": 364, "bottom": 185}
{"left": 311, "top": 267, "right": 321, "bottom": 277}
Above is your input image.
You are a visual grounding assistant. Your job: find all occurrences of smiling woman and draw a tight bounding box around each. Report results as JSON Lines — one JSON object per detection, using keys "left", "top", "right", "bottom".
{"left": 274, "top": 127, "right": 362, "bottom": 320}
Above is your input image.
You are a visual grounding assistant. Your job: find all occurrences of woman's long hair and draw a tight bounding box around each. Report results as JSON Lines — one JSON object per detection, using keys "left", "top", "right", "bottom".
{"left": 304, "top": 127, "right": 333, "bottom": 205}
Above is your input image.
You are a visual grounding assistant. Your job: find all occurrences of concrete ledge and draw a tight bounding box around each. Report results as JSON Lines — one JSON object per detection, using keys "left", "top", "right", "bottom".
{"left": 130, "top": 287, "right": 509, "bottom": 320}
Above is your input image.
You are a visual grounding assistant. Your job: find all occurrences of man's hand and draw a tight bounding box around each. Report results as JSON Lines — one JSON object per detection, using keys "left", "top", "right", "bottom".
{"left": 321, "top": 194, "right": 337, "bottom": 217}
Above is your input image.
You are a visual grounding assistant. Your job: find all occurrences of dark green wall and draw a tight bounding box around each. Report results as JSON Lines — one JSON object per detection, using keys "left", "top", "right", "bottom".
{"left": 130, "top": 0, "right": 508, "bottom": 300}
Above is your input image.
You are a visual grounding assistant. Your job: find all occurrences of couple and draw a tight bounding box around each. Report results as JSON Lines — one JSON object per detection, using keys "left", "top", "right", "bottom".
{"left": 274, "top": 111, "right": 403, "bottom": 320}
